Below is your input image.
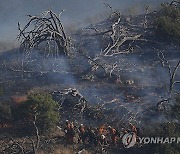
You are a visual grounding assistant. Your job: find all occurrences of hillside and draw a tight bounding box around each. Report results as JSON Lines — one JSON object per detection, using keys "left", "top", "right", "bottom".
{"left": 0, "top": 2, "right": 180, "bottom": 154}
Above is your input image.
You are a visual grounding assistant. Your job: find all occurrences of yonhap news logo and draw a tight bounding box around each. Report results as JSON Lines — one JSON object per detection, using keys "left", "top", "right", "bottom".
{"left": 122, "top": 132, "right": 137, "bottom": 148}
{"left": 122, "top": 133, "right": 180, "bottom": 148}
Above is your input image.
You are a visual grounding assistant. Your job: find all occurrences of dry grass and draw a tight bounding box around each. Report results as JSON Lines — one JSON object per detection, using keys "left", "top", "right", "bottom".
{"left": 38, "top": 148, "right": 74, "bottom": 154}
{"left": 54, "top": 148, "right": 74, "bottom": 154}
{"left": 11, "top": 95, "right": 28, "bottom": 104}
{"left": 54, "top": 148, "right": 90, "bottom": 154}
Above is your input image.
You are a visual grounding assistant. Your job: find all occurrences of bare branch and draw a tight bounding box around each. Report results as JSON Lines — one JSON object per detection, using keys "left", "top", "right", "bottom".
{"left": 156, "top": 49, "right": 180, "bottom": 103}
{"left": 170, "top": 60, "right": 180, "bottom": 95}
{"left": 143, "top": 6, "right": 150, "bottom": 29}
{"left": 17, "top": 10, "right": 70, "bottom": 56}
{"left": 170, "top": 0, "right": 180, "bottom": 5}
{"left": 33, "top": 115, "right": 40, "bottom": 153}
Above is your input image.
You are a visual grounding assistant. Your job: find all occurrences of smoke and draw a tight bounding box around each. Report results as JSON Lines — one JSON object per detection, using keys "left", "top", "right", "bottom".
{"left": 0, "top": 0, "right": 171, "bottom": 44}
{"left": 0, "top": 0, "right": 175, "bottom": 125}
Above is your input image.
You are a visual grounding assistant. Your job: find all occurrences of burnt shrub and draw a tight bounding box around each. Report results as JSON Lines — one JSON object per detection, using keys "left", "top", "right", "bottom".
{"left": 140, "top": 94, "right": 180, "bottom": 154}
{"left": 154, "top": 123, "right": 180, "bottom": 154}
{"left": 154, "top": 3, "right": 180, "bottom": 40}
{"left": 140, "top": 122, "right": 180, "bottom": 154}
{"left": 13, "top": 92, "right": 60, "bottom": 134}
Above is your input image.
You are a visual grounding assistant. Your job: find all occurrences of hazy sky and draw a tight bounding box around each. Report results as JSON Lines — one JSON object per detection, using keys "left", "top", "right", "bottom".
{"left": 0, "top": 0, "right": 170, "bottom": 42}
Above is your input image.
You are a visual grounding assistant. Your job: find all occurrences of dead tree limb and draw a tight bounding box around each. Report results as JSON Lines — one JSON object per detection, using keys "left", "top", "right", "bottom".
{"left": 26, "top": 115, "right": 40, "bottom": 154}
{"left": 170, "top": 60, "right": 180, "bottom": 95}
{"left": 33, "top": 115, "right": 40, "bottom": 154}
{"left": 17, "top": 10, "right": 70, "bottom": 56}
{"left": 157, "top": 50, "right": 180, "bottom": 95}
{"left": 77, "top": 47, "right": 108, "bottom": 73}
{"left": 170, "top": 0, "right": 180, "bottom": 6}
{"left": 94, "top": 10, "right": 145, "bottom": 56}
{"left": 103, "top": 34, "right": 143, "bottom": 56}
{"left": 85, "top": 27, "right": 112, "bottom": 36}
{"left": 157, "top": 50, "right": 180, "bottom": 109}
{"left": 104, "top": 3, "right": 121, "bottom": 18}
{"left": 143, "top": 6, "right": 150, "bottom": 29}
{"left": 76, "top": 47, "right": 122, "bottom": 80}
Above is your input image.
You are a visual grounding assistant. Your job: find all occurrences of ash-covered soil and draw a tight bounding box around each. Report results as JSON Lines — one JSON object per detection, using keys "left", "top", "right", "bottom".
{"left": 0, "top": 13, "right": 180, "bottom": 126}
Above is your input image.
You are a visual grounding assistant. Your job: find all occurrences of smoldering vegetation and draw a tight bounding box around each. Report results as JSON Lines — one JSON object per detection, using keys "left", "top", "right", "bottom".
{"left": 0, "top": 7, "right": 179, "bottom": 126}
{"left": 0, "top": 1, "right": 180, "bottom": 153}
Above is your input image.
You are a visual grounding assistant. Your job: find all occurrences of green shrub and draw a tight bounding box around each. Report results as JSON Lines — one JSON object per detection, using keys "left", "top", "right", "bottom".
{"left": 155, "top": 3, "right": 180, "bottom": 40}
{"left": 13, "top": 92, "right": 60, "bottom": 134}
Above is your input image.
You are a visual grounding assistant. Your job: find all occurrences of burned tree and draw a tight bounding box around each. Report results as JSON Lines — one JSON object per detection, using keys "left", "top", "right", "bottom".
{"left": 75, "top": 8, "right": 148, "bottom": 81}
{"left": 86, "top": 4, "right": 146, "bottom": 57}
{"left": 17, "top": 10, "right": 70, "bottom": 56}
{"left": 155, "top": 49, "right": 180, "bottom": 112}
{"left": 101, "top": 14, "right": 143, "bottom": 56}
{"left": 157, "top": 50, "right": 180, "bottom": 97}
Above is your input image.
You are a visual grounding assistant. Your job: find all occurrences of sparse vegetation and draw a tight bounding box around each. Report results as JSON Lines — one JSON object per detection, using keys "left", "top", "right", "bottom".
{"left": 142, "top": 94, "right": 180, "bottom": 154}
{"left": 154, "top": 2, "right": 180, "bottom": 40}
{"left": 0, "top": 1, "right": 180, "bottom": 154}
{"left": 142, "top": 122, "right": 180, "bottom": 154}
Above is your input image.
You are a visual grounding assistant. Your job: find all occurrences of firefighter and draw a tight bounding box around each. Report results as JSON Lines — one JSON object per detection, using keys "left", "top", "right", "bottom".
{"left": 68, "top": 122, "right": 75, "bottom": 144}
{"left": 108, "top": 126, "right": 118, "bottom": 145}
{"left": 65, "top": 120, "right": 69, "bottom": 126}
{"left": 64, "top": 120, "right": 71, "bottom": 144}
{"left": 121, "top": 128, "right": 129, "bottom": 142}
{"left": 78, "top": 124, "right": 86, "bottom": 144}
{"left": 121, "top": 128, "right": 128, "bottom": 135}
{"left": 129, "top": 123, "right": 137, "bottom": 135}
{"left": 93, "top": 127, "right": 99, "bottom": 146}
{"left": 98, "top": 125, "right": 105, "bottom": 135}
{"left": 97, "top": 125, "right": 106, "bottom": 145}
{"left": 86, "top": 127, "right": 96, "bottom": 146}
{"left": 100, "top": 134, "right": 106, "bottom": 146}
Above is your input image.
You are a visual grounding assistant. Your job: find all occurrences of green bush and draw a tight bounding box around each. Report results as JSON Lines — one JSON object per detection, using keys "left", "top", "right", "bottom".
{"left": 13, "top": 92, "right": 60, "bottom": 134}
{"left": 155, "top": 3, "right": 180, "bottom": 40}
